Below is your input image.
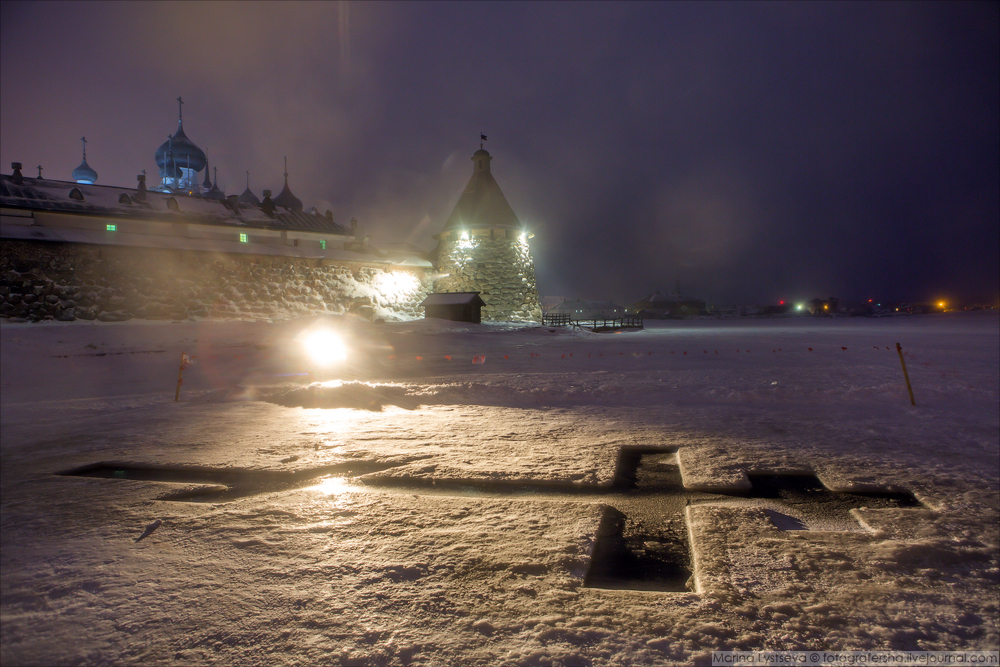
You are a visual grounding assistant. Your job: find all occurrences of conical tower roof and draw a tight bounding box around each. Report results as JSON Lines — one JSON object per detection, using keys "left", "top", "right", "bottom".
{"left": 205, "top": 166, "right": 225, "bottom": 200}
{"left": 238, "top": 171, "right": 260, "bottom": 204}
{"left": 272, "top": 157, "right": 302, "bottom": 211}
{"left": 438, "top": 149, "right": 520, "bottom": 236}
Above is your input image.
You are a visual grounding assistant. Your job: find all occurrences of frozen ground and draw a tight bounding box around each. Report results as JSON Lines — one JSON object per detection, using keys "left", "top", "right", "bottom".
{"left": 1, "top": 313, "right": 998, "bottom": 665}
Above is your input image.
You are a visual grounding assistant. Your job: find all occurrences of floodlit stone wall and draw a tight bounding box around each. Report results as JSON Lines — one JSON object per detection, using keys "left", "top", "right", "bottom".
{"left": 434, "top": 234, "right": 542, "bottom": 322}
{"left": 0, "top": 239, "right": 432, "bottom": 323}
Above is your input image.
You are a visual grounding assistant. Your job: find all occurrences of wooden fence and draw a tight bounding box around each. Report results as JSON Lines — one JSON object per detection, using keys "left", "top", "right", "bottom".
{"left": 575, "top": 316, "right": 644, "bottom": 332}
{"left": 542, "top": 313, "right": 572, "bottom": 327}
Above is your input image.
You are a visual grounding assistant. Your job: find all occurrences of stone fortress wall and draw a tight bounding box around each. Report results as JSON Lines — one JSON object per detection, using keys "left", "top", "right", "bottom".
{"left": 433, "top": 232, "right": 543, "bottom": 322}
{"left": 0, "top": 239, "right": 432, "bottom": 323}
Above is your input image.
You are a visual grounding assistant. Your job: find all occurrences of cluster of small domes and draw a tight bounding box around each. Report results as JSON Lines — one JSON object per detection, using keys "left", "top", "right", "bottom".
{"left": 73, "top": 98, "right": 304, "bottom": 212}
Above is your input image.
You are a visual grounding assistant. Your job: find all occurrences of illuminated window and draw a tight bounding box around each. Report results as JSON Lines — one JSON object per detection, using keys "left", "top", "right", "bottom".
{"left": 320, "top": 240, "right": 326, "bottom": 249}
{"left": 106, "top": 224, "right": 117, "bottom": 232}
{"left": 239, "top": 233, "right": 248, "bottom": 243}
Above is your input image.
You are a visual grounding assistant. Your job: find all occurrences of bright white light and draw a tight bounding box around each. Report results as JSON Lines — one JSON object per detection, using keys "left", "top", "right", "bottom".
{"left": 460, "top": 230, "right": 469, "bottom": 240}
{"left": 375, "top": 271, "right": 420, "bottom": 297}
{"left": 310, "top": 476, "right": 350, "bottom": 496}
{"left": 300, "top": 329, "right": 348, "bottom": 367}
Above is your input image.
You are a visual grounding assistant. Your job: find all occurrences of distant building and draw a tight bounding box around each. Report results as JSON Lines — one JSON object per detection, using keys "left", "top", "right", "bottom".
{"left": 634, "top": 291, "right": 706, "bottom": 318}
{"left": 0, "top": 99, "right": 439, "bottom": 324}
{"left": 2, "top": 166, "right": 355, "bottom": 255}
{"left": 552, "top": 298, "right": 625, "bottom": 320}
{"left": 0, "top": 97, "right": 434, "bottom": 264}
{"left": 539, "top": 295, "right": 566, "bottom": 314}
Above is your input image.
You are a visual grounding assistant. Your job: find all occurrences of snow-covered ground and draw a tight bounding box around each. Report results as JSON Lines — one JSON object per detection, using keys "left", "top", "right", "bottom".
{"left": 1, "top": 313, "right": 997, "bottom": 665}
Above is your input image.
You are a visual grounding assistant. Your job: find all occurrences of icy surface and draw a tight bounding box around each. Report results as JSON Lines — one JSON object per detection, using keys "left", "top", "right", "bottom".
{"left": 1, "top": 314, "right": 998, "bottom": 665}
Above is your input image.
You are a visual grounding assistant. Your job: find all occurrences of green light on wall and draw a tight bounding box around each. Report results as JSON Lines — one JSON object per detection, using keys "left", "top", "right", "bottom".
{"left": 106, "top": 224, "right": 117, "bottom": 232}
{"left": 320, "top": 240, "right": 326, "bottom": 249}
{"left": 239, "top": 233, "right": 248, "bottom": 243}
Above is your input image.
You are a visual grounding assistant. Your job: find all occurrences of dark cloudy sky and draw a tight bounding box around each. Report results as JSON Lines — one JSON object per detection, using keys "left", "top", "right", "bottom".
{"left": 2, "top": 1, "right": 997, "bottom": 306}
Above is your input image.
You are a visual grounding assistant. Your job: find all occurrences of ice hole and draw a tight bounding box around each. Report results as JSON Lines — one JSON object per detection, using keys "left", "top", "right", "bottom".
{"left": 57, "top": 461, "right": 399, "bottom": 502}
{"left": 584, "top": 506, "right": 692, "bottom": 592}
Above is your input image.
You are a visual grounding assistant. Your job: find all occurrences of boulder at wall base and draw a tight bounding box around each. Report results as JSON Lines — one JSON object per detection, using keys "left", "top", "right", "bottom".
{"left": 76, "top": 307, "right": 97, "bottom": 321}
{"left": 56, "top": 307, "right": 76, "bottom": 322}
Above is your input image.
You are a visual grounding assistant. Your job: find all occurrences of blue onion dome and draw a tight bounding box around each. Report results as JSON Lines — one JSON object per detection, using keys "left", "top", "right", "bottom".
{"left": 155, "top": 122, "right": 206, "bottom": 174}
{"left": 72, "top": 136, "right": 98, "bottom": 184}
{"left": 72, "top": 158, "right": 98, "bottom": 184}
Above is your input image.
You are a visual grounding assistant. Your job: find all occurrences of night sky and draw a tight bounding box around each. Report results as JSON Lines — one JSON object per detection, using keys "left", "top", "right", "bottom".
{"left": 2, "top": 1, "right": 997, "bottom": 307}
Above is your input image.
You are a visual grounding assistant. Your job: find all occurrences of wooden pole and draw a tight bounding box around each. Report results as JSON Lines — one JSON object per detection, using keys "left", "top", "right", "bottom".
{"left": 175, "top": 352, "right": 185, "bottom": 402}
{"left": 896, "top": 342, "right": 916, "bottom": 406}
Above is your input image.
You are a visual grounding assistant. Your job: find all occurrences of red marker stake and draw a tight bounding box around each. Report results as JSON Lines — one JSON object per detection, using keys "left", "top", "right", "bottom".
{"left": 174, "top": 352, "right": 189, "bottom": 402}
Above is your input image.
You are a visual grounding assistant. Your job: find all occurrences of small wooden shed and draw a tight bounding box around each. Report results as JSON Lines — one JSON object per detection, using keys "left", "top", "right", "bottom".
{"left": 420, "top": 292, "right": 486, "bottom": 323}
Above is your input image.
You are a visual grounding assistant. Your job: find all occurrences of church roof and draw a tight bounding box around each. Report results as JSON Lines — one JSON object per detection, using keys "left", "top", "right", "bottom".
{"left": 0, "top": 174, "right": 349, "bottom": 236}
{"left": 439, "top": 149, "right": 521, "bottom": 235}
{"left": 204, "top": 182, "right": 225, "bottom": 200}
{"left": 272, "top": 158, "right": 302, "bottom": 212}
{"left": 273, "top": 175, "right": 302, "bottom": 211}
{"left": 238, "top": 186, "right": 260, "bottom": 205}
{"left": 237, "top": 171, "right": 260, "bottom": 204}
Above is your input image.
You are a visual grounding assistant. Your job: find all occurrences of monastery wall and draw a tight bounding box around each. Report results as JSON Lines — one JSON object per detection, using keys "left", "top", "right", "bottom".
{"left": 434, "top": 235, "right": 542, "bottom": 322}
{"left": 0, "top": 240, "right": 432, "bottom": 323}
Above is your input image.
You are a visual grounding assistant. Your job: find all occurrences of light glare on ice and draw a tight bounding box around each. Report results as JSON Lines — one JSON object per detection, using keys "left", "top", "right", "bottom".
{"left": 310, "top": 476, "right": 351, "bottom": 496}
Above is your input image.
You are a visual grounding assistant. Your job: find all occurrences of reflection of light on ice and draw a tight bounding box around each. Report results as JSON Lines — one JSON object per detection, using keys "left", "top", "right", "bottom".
{"left": 310, "top": 476, "right": 350, "bottom": 496}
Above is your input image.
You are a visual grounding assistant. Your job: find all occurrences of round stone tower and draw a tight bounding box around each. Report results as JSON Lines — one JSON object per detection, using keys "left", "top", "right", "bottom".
{"left": 433, "top": 148, "right": 542, "bottom": 322}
